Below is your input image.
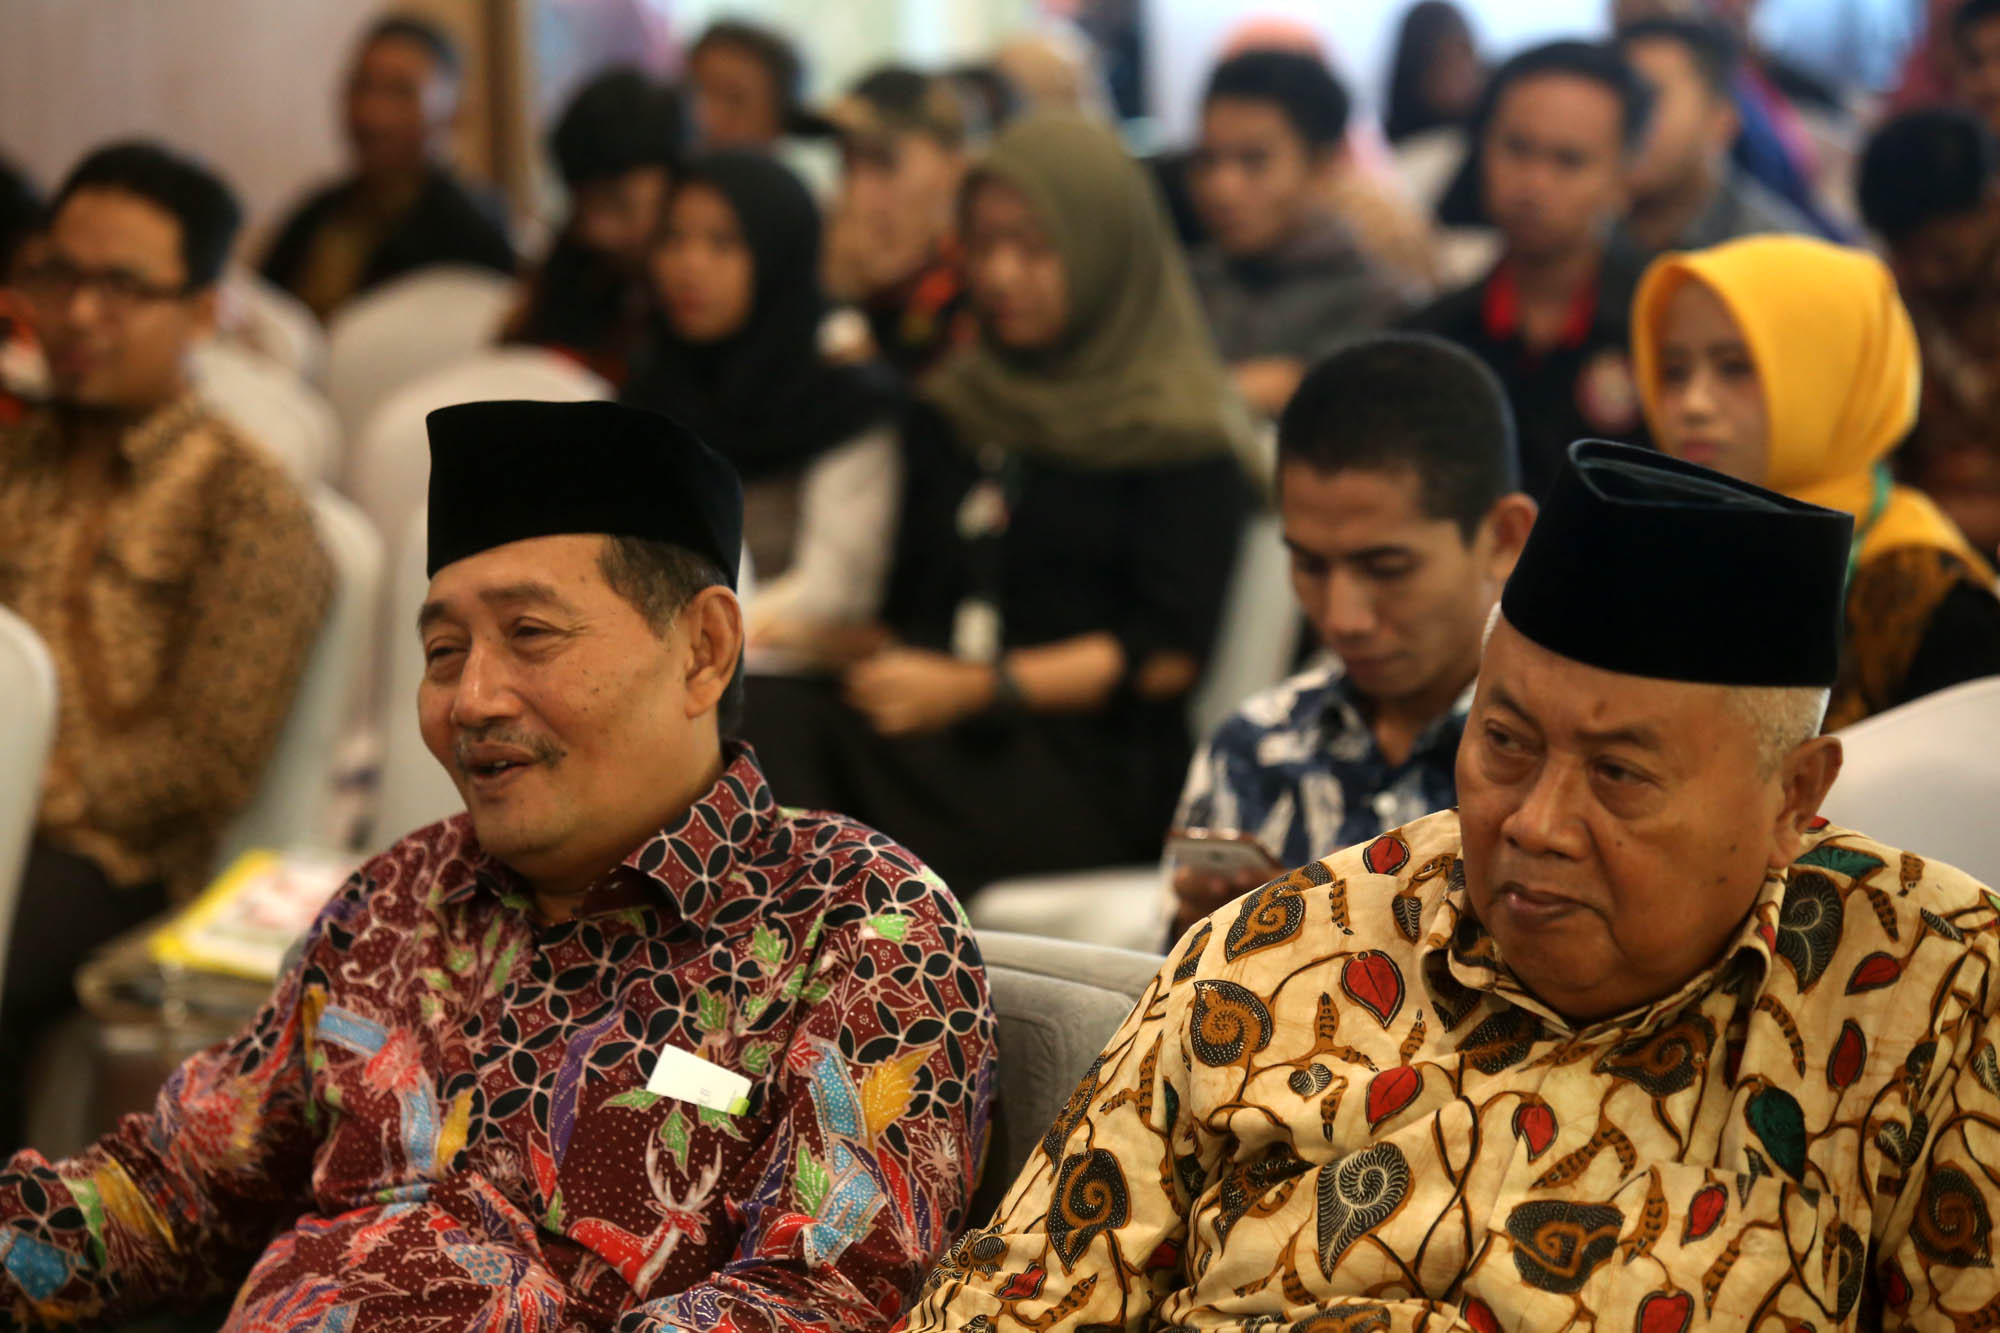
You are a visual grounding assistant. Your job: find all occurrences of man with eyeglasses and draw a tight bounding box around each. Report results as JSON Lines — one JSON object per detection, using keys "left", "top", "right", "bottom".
{"left": 0, "top": 140, "right": 331, "bottom": 1152}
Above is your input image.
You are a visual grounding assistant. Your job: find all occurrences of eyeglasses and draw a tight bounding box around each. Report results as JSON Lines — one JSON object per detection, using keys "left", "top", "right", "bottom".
{"left": 17, "top": 257, "right": 192, "bottom": 315}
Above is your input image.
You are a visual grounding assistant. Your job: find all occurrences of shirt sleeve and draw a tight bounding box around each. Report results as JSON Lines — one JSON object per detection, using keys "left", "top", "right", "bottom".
{"left": 617, "top": 864, "right": 997, "bottom": 1333}
{"left": 749, "top": 425, "right": 903, "bottom": 628}
{"left": 1871, "top": 940, "right": 2000, "bottom": 1327}
{"left": 1109, "top": 457, "right": 1251, "bottom": 680}
{"left": 0, "top": 878, "right": 357, "bottom": 1327}
{"left": 900, "top": 926, "right": 1208, "bottom": 1332}
{"left": 42, "top": 457, "right": 333, "bottom": 849}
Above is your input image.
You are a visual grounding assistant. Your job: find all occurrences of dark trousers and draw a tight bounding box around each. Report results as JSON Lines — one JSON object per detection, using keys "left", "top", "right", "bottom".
{"left": 739, "top": 675, "right": 1170, "bottom": 899}
{"left": 1, "top": 840, "right": 166, "bottom": 1155}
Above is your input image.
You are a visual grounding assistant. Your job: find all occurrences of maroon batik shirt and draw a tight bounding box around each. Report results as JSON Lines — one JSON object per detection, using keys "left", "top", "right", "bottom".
{"left": 0, "top": 745, "right": 996, "bottom": 1332}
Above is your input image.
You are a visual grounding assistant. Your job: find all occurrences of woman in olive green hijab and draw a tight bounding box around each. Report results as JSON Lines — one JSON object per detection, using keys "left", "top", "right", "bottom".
{"left": 744, "top": 111, "right": 1255, "bottom": 897}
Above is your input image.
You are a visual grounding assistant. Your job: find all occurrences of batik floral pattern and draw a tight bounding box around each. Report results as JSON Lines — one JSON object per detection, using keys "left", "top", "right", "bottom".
{"left": 0, "top": 746, "right": 994, "bottom": 1332}
{"left": 905, "top": 810, "right": 2000, "bottom": 1331}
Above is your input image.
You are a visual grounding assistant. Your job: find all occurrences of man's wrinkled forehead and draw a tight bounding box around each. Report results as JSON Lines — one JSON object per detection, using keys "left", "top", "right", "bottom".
{"left": 418, "top": 535, "right": 606, "bottom": 631}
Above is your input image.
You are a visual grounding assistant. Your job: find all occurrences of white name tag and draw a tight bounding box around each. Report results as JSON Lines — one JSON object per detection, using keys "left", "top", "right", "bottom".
{"left": 645, "top": 1043, "right": 752, "bottom": 1116}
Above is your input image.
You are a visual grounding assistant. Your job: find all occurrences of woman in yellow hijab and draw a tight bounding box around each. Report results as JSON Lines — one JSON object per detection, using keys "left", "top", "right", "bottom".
{"left": 1633, "top": 234, "right": 2000, "bottom": 730}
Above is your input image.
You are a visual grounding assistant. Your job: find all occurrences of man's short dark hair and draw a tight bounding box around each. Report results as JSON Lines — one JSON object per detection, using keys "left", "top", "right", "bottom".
{"left": 0, "top": 157, "right": 41, "bottom": 279}
{"left": 1202, "top": 48, "right": 1352, "bottom": 152}
{"left": 1484, "top": 40, "right": 1655, "bottom": 153}
{"left": 1618, "top": 17, "right": 1739, "bottom": 99}
{"left": 1278, "top": 334, "right": 1520, "bottom": 540}
{"left": 598, "top": 535, "right": 744, "bottom": 733}
{"left": 1953, "top": 0, "right": 2000, "bottom": 52}
{"left": 550, "top": 67, "right": 683, "bottom": 189}
{"left": 1858, "top": 107, "right": 2000, "bottom": 245}
{"left": 692, "top": 20, "right": 805, "bottom": 121}
{"left": 51, "top": 141, "right": 242, "bottom": 290}
{"left": 363, "top": 12, "right": 462, "bottom": 81}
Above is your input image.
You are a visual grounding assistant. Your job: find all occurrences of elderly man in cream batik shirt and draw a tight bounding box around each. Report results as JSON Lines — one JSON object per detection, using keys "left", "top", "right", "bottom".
{"left": 904, "top": 438, "right": 2000, "bottom": 1331}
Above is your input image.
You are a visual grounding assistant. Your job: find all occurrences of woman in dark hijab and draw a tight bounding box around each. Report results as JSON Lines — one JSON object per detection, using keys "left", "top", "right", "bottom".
{"left": 1384, "top": 1, "right": 1484, "bottom": 145}
{"left": 623, "top": 150, "right": 903, "bottom": 628}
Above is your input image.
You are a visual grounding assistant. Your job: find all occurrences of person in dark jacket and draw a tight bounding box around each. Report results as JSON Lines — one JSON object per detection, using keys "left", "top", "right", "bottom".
{"left": 504, "top": 67, "right": 680, "bottom": 386}
{"left": 260, "top": 13, "right": 513, "bottom": 320}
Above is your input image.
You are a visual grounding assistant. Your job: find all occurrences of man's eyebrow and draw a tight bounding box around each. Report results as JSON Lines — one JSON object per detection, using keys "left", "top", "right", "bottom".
{"left": 416, "top": 582, "right": 578, "bottom": 634}
{"left": 1489, "top": 682, "right": 1665, "bottom": 751}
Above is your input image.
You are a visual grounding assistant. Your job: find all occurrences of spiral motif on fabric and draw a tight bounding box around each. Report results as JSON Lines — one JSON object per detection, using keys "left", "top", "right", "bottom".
{"left": 1190, "top": 979, "right": 1274, "bottom": 1066}
{"left": 1595, "top": 1014, "right": 1716, "bottom": 1097}
{"left": 1224, "top": 884, "right": 1306, "bottom": 960}
{"left": 1774, "top": 871, "right": 1844, "bottom": 991}
{"left": 1504, "top": 1200, "right": 1624, "bottom": 1293}
{"left": 1315, "top": 1142, "right": 1412, "bottom": 1275}
{"left": 1046, "top": 1149, "right": 1131, "bottom": 1272}
{"left": 1912, "top": 1165, "right": 1994, "bottom": 1269}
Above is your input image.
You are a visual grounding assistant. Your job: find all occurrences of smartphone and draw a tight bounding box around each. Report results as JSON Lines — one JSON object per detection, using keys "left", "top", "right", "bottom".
{"left": 1166, "top": 829, "right": 1284, "bottom": 880}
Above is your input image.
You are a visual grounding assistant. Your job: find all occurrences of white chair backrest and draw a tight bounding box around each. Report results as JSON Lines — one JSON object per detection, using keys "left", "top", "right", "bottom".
{"left": 1188, "top": 510, "right": 1302, "bottom": 744}
{"left": 324, "top": 266, "right": 519, "bottom": 439}
{"left": 218, "top": 267, "right": 328, "bottom": 386}
{"left": 191, "top": 340, "right": 341, "bottom": 484}
{"left": 211, "top": 489, "right": 384, "bottom": 873}
{"left": 373, "top": 510, "right": 465, "bottom": 851}
{"left": 1819, "top": 675, "right": 2000, "bottom": 886}
{"left": 343, "top": 347, "right": 611, "bottom": 559}
{"left": 0, "top": 608, "right": 57, "bottom": 993}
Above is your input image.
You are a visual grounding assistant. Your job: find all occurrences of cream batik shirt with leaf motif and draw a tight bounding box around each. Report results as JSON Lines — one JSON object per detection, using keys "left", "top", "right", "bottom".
{"left": 906, "top": 809, "right": 2000, "bottom": 1332}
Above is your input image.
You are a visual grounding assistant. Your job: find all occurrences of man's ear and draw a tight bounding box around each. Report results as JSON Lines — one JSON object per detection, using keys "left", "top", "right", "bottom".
{"left": 1478, "top": 492, "right": 1538, "bottom": 584}
{"left": 1704, "top": 98, "right": 1741, "bottom": 157}
{"left": 188, "top": 284, "right": 221, "bottom": 338}
{"left": 1769, "top": 735, "right": 1844, "bottom": 869}
{"left": 682, "top": 586, "right": 744, "bottom": 720}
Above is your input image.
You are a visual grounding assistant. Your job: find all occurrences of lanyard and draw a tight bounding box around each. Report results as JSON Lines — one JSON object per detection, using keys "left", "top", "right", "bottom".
{"left": 1846, "top": 465, "right": 1892, "bottom": 590}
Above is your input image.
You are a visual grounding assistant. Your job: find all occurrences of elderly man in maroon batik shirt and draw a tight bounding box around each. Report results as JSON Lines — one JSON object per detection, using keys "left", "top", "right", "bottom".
{"left": 0, "top": 400, "right": 996, "bottom": 1333}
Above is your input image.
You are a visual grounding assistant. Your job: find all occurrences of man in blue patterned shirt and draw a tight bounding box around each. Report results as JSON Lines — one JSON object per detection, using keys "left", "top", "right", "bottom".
{"left": 1169, "top": 335, "right": 1535, "bottom": 935}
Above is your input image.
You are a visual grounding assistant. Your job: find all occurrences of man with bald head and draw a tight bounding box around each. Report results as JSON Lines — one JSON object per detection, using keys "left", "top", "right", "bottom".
{"left": 906, "top": 439, "right": 2000, "bottom": 1329}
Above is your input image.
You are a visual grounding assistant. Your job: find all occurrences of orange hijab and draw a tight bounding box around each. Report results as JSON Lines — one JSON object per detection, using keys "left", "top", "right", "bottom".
{"left": 1631, "top": 235, "right": 1991, "bottom": 575}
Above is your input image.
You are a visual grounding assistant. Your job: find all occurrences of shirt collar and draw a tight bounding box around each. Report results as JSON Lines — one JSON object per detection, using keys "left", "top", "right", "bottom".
{"left": 1320, "top": 662, "right": 1478, "bottom": 759}
{"left": 18, "top": 394, "right": 205, "bottom": 475}
{"left": 1480, "top": 257, "right": 1602, "bottom": 351}
{"left": 1421, "top": 845, "right": 1789, "bottom": 1038}
{"left": 450, "top": 741, "right": 781, "bottom": 926}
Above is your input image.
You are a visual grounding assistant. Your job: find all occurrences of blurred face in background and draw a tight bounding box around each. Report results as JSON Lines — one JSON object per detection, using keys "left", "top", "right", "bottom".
{"left": 1625, "top": 37, "right": 1735, "bottom": 200}
{"left": 1650, "top": 278, "right": 1769, "bottom": 483}
{"left": 1482, "top": 72, "right": 1631, "bottom": 264}
{"left": 346, "top": 34, "right": 457, "bottom": 182}
{"left": 1424, "top": 25, "right": 1484, "bottom": 122}
{"left": 652, "top": 182, "right": 754, "bottom": 343}
{"left": 24, "top": 189, "right": 214, "bottom": 414}
{"left": 1190, "top": 97, "right": 1329, "bottom": 258}
{"left": 1957, "top": 17, "right": 2000, "bottom": 136}
{"left": 691, "top": 41, "right": 785, "bottom": 147}
{"left": 1892, "top": 195, "right": 2000, "bottom": 355}
{"left": 839, "top": 130, "right": 965, "bottom": 291}
{"left": 573, "top": 166, "right": 672, "bottom": 275}
{"left": 963, "top": 177, "right": 1067, "bottom": 351}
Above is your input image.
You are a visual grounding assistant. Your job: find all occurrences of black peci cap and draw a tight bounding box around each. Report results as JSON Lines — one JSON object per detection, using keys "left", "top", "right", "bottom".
{"left": 1501, "top": 440, "right": 1853, "bottom": 687}
{"left": 425, "top": 400, "right": 743, "bottom": 584}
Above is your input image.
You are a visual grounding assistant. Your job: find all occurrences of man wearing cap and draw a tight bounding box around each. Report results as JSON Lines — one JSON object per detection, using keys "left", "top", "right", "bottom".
{"left": 905, "top": 440, "right": 2000, "bottom": 1330}
{"left": 822, "top": 66, "right": 978, "bottom": 377}
{"left": 0, "top": 400, "right": 996, "bottom": 1332}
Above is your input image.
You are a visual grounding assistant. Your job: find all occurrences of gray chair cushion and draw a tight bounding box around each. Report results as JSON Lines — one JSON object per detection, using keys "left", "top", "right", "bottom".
{"left": 967, "top": 932, "right": 1163, "bottom": 1225}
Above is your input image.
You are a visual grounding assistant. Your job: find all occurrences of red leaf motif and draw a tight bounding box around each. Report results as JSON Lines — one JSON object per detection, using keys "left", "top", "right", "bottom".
{"left": 1807, "top": 815, "right": 1830, "bottom": 830}
{"left": 997, "top": 1266, "right": 1047, "bottom": 1301}
{"left": 1846, "top": 952, "right": 1901, "bottom": 994}
{"left": 1884, "top": 1262, "right": 1912, "bottom": 1309}
{"left": 1365, "top": 835, "right": 1411, "bottom": 876}
{"left": 1755, "top": 920, "right": 1777, "bottom": 953}
{"left": 1637, "top": 1288, "right": 1693, "bottom": 1333}
{"left": 1827, "top": 1019, "right": 1867, "bottom": 1091}
{"left": 1146, "top": 1241, "right": 1181, "bottom": 1271}
{"left": 1462, "top": 1295, "right": 1500, "bottom": 1333}
{"left": 1365, "top": 1065, "right": 1423, "bottom": 1129}
{"left": 1681, "top": 1183, "right": 1727, "bottom": 1244}
{"left": 1513, "top": 1102, "right": 1557, "bottom": 1160}
{"left": 1341, "top": 950, "right": 1406, "bottom": 1028}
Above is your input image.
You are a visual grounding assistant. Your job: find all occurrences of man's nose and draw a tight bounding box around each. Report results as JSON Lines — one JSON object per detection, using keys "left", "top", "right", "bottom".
{"left": 1501, "top": 758, "right": 1589, "bottom": 861}
{"left": 447, "top": 641, "right": 521, "bottom": 729}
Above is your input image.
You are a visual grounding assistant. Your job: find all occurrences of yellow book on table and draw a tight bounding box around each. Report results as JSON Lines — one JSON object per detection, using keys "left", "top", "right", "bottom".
{"left": 148, "top": 849, "right": 355, "bottom": 982}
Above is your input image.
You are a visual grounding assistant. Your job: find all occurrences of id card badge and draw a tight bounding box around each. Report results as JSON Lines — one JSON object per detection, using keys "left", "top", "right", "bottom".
{"left": 645, "top": 1043, "right": 751, "bottom": 1115}
{"left": 951, "top": 598, "right": 1002, "bottom": 665}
